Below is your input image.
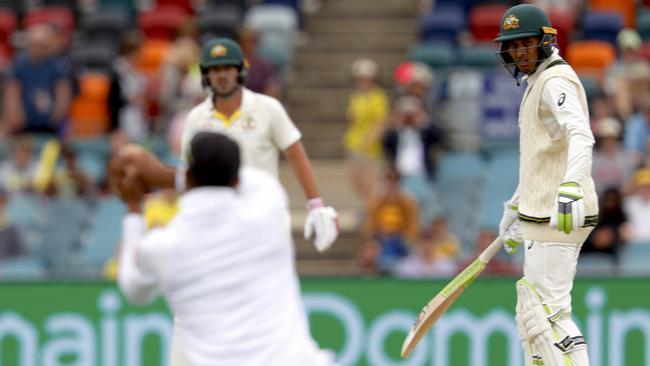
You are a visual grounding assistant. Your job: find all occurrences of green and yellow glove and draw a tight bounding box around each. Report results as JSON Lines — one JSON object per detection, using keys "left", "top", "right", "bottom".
{"left": 550, "top": 182, "right": 585, "bottom": 234}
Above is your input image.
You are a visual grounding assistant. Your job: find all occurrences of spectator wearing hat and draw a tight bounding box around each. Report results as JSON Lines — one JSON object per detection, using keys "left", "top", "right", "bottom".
{"left": 393, "top": 61, "right": 435, "bottom": 113}
{"left": 606, "top": 29, "right": 650, "bottom": 121}
{"left": 343, "top": 58, "right": 389, "bottom": 204}
{"left": 592, "top": 117, "right": 636, "bottom": 197}
{"left": 622, "top": 168, "right": 650, "bottom": 244}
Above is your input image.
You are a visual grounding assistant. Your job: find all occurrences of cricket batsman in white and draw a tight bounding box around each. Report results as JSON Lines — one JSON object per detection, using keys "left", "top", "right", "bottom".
{"left": 116, "top": 130, "right": 338, "bottom": 365}
{"left": 494, "top": 4, "right": 598, "bottom": 365}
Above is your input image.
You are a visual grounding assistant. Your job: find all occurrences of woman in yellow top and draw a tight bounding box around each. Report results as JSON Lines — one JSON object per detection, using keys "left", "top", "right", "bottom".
{"left": 344, "top": 58, "right": 389, "bottom": 204}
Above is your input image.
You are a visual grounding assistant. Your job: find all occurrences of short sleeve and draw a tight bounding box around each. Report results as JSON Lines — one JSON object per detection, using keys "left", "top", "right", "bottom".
{"left": 268, "top": 98, "right": 301, "bottom": 151}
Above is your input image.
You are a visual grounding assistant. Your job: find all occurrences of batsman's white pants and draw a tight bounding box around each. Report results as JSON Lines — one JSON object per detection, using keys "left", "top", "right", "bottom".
{"left": 517, "top": 240, "right": 590, "bottom": 366}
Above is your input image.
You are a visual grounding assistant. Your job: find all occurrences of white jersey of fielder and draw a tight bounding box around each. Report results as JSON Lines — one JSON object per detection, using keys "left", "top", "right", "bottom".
{"left": 118, "top": 168, "right": 335, "bottom": 366}
{"left": 180, "top": 88, "right": 301, "bottom": 178}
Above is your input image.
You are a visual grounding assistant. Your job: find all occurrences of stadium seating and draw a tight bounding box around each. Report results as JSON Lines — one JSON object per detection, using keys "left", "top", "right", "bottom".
{"left": 157, "top": 0, "right": 194, "bottom": 14}
{"left": 468, "top": 4, "right": 508, "bottom": 43}
{"left": 619, "top": 242, "right": 650, "bottom": 276}
{"left": 70, "top": 41, "right": 117, "bottom": 73}
{"left": 0, "top": 256, "right": 45, "bottom": 280}
{"left": 71, "top": 137, "right": 110, "bottom": 183}
{"left": 80, "top": 6, "right": 131, "bottom": 46}
{"left": 0, "top": 9, "right": 17, "bottom": 53}
{"left": 245, "top": 4, "right": 299, "bottom": 70}
{"left": 582, "top": 11, "right": 624, "bottom": 44}
{"left": 419, "top": 5, "right": 465, "bottom": 45}
{"left": 640, "top": 42, "right": 650, "bottom": 62}
{"left": 6, "top": 193, "right": 44, "bottom": 253}
{"left": 547, "top": 7, "right": 576, "bottom": 55}
{"left": 638, "top": 11, "right": 650, "bottom": 41}
{"left": 196, "top": 4, "right": 242, "bottom": 41}
{"left": 459, "top": 45, "right": 498, "bottom": 69}
{"left": 409, "top": 42, "right": 454, "bottom": 70}
{"left": 576, "top": 253, "right": 617, "bottom": 276}
{"left": 566, "top": 40, "right": 617, "bottom": 79}
{"left": 481, "top": 145, "right": 519, "bottom": 231}
{"left": 138, "top": 5, "right": 189, "bottom": 41}
{"left": 23, "top": 6, "right": 75, "bottom": 37}
{"left": 81, "top": 197, "right": 127, "bottom": 269}
{"left": 588, "top": 0, "right": 636, "bottom": 28}
{"left": 136, "top": 38, "right": 172, "bottom": 78}
{"left": 69, "top": 72, "right": 111, "bottom": 139}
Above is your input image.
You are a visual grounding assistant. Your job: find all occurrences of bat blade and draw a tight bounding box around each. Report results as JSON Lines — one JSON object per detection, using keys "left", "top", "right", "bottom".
{"left": 400, "top": 238, "right": 502, "bottom": 358}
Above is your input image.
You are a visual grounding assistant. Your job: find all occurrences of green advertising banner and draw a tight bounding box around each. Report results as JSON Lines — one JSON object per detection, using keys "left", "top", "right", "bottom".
{"left": 0, "top": 278, "right": 648, "bottom": 365}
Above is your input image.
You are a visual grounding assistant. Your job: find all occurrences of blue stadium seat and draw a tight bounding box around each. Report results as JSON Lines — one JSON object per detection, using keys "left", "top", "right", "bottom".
{"left": 409, "top": 42, "right": 455, "bottom": 70}
{"left": 0, "top": 256, "right": 45, "bottom": 279}
{"left": 576, "top": 253, "right": 617, "bottom": 277}
{"left": 6, "top": 193, "right": 44, "bottom": 253}
{"left": 82, "top": 197, "right": 127, "bottom": 268}
{"left": 436, "top": 151, "right": 487, "bottom": 253}
{"left": 619, "top": 242, "right": 650, "bottom": 276}
{"left": 245, "top": 4, "right": 298, "bottom": 71}
{"left": 481, "top": 146, "right": 519, "bottom": 231}
{"left": 419, "top": 5, "right": 465, "bottom": 45}
{"left": 582, "top": 11, "right": 624, "bottom": 44}
{"left": 71, "top": 138, "right": 110, "bottom": 183}
{"left": 459, "top": 45, "right": 499, "bottom": 69}
{"left": 39, "top": 198, "right": 90, "bottom": 273}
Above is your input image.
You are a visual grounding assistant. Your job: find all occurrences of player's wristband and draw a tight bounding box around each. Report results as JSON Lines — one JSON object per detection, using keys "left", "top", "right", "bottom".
{"left": 306, "top": 197, "right": 324, "bottom": 210}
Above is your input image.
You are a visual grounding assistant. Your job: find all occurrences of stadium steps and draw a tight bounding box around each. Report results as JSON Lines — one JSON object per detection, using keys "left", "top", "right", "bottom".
{"left": 285, "top": 0, "right": 418, "bottom": 159}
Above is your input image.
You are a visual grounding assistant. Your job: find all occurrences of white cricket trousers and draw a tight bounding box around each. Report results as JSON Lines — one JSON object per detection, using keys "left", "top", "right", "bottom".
{"left": 522, "top": 240, "right": 590, "bottom": 366}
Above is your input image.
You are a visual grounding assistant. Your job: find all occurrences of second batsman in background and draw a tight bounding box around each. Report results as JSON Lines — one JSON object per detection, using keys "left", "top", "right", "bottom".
{"left": 116, "top": 130, "right": 338, "bottom": 366}
{"left": 494, "top": 4, "right": 598, "bottom": 366}
{"left": 117, "top": 37, "right": 338, "bottom": 253}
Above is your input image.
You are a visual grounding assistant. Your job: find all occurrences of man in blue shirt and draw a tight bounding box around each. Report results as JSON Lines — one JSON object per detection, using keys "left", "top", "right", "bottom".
{"left": 3, "top": 24, "right": 72, "bottom": 135}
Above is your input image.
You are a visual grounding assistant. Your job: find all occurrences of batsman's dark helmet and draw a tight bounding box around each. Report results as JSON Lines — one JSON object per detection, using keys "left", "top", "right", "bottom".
{"left": 200, "top": 38, "right": 248, "bottom": 86}
{"left": 494, "top": 4, "right": 557, "bottom": 79}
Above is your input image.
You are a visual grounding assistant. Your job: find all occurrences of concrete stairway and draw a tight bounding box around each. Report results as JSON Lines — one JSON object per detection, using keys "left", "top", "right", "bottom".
{"left": 286, "top": 0, "right": 419, "bottom": 159}
{"left": 282, "top": 1, "right": 419, "bottom": 275}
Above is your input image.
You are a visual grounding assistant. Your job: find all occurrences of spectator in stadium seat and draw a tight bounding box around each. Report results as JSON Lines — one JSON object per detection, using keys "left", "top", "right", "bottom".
{"left": 623, "top": 98, "right": 650, "bottom": 166}
{"left": 393, "top": 217, "right": 460, "bottom": 278}
{"left": 159, "top": 19, "right": 204, "bottom": 126}
{"left": 361, "top": 165, "right": 419, "bottom": 274}
{"left": 591, "top": 117, "right": 636, "bottom": 197}
{"left": 0, "top": 186, "right": 25, "bottom": 261}
{"left": 582, "top": 187, "right": 627, "bottom": 262}
{"left": 52, "top": 144, "right": 96, "bottom": 199}
{"left": 238, "top": 27, "right": 281, "bottom": 98}
{"left": 606, "top": 29, "right": 649, "bottom": 121}
{"left": 0, "top": 136, "right": 37, "bottom": 193}
{"left": 108, "top": 32, "right": 148, "bottom": 143}
{"left": 382, "top": 95, "right": 444, "bottom": 224}
{"left": 622, "top": 168, "right": 650, "bottom": 244}
{"left": 3, "top": 24, "right": 73, "bottom": 135}
{"left": 343, "top": 57, "right": 389, "bottom": 205}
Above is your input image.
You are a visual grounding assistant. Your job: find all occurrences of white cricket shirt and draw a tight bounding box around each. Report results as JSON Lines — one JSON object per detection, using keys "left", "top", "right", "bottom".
{"left": 180, "top": 88, "right": 301, "bottom": 178}
{"left": 118, "top": 168, "right": 335, "bottom": 366}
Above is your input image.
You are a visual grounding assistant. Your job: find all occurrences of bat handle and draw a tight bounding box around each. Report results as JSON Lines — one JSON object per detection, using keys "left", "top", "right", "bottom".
{"left": 478, "top": 238, "right": 503, "bottom": 264}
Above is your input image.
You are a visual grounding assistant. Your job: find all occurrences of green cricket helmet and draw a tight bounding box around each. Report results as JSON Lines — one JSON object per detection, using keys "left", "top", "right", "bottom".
{"left": 200, "top": 38, "right": 248, "bottom": 84}
{"left": 494, "top": 4, "right": 557, "bottom": 81}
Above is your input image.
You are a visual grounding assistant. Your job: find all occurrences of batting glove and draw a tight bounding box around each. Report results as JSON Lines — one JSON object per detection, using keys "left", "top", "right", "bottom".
{"left": 304, "top": 198, "right": 339, "bottom": 252}
{"left": 499, "top": 201, "right": 522, "bottom": 254}
{"left": 550, "top": 182, "right": 585, "bottom": 235}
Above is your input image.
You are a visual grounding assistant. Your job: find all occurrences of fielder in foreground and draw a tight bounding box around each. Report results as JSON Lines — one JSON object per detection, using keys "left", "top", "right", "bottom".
{"left": 495, "top": 4, "right": 597, "bottom": 365}
{"left": 116, "top": 131, "right": 337, "bottom": 366}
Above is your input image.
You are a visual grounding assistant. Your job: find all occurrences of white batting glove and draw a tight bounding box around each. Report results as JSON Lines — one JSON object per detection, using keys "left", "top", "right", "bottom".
{"left": 304, "top": 198, "right": 339, "bottom": 252}
{"left": 499, "top": 201, "right": 522, "bottom": 254}
{"left": 550, "top": 182, "right": 585, "bottom": 235}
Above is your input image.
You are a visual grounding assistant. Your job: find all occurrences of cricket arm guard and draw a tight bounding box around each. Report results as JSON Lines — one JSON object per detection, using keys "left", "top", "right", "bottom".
{"left": 516, "top": 279, "right": 587, "bottom": 366}
{"left": 304, "top": 198, "right": 339, "bottom": 252}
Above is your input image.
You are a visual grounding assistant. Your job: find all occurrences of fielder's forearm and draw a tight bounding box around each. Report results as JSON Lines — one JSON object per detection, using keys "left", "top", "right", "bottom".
{"left": 283, "top": 140, "right": 320, "bottom": 200}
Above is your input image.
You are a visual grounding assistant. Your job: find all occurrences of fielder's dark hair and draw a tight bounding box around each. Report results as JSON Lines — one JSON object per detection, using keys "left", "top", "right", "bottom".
{"left": 187, "top": 131, "right": 240, "bottom": 187}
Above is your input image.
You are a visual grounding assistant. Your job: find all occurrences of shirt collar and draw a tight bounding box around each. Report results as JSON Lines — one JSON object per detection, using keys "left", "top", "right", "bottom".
{"left": 204, "top": 87, "right": 254, "bottom": 123}
{"left": 179, "top": 186, "right": 236, "bottom": 212}
{"left": 522, "top": 48, "right": 561, "bottom": 85}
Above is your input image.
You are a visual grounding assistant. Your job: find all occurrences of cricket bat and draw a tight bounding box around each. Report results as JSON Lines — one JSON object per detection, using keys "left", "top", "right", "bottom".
{"left": 400, "top": 237, "right": 503, "bottom": 358}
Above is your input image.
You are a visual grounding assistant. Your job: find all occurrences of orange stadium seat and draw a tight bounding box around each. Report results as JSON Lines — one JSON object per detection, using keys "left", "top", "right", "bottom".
{"left": 589, "top": 0, "right": 636, "bottom": 28}
{"left": 565, "top": 40, "right": 616, "bottom": 79}
{"left": 469, "top": 4, "right": 508, "bottom": 42}
{"left": 0, "top": 8, "right": 17, "bottom": 49}
{"left": 69, "top": 72, "right": 111, "bottom": 138}
{"left": 138, "top": 6, "right": 189, "bottom": 41}
{"left": 23, "top": 6, "right": 75, "bottom": 36}
{"left": 136, "top": 38, "right": 171, "bottom": 77}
